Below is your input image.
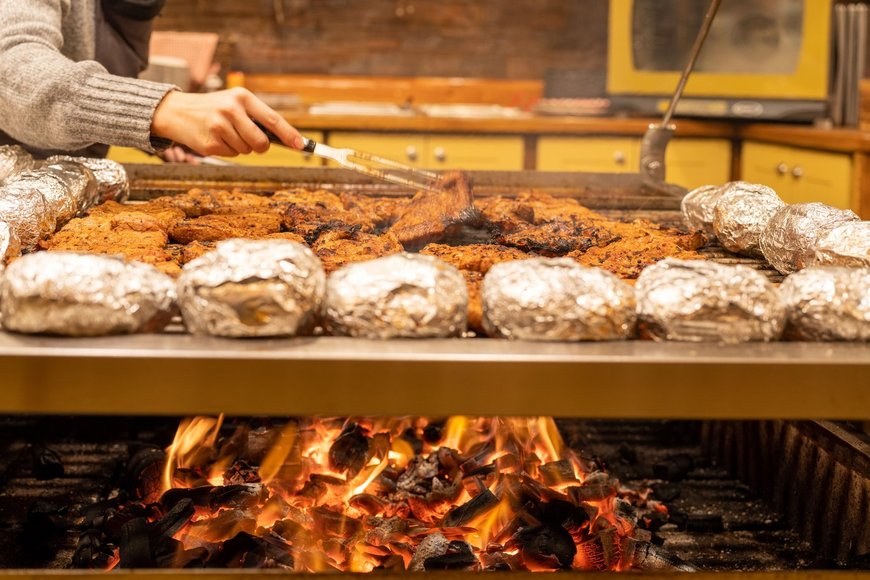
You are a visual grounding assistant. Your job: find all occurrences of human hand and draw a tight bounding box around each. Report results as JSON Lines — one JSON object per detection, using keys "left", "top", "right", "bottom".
{"left": 150, "top": 88, "right": 304, "bottom": 157}
{"left": 158, "top": 145, "right": 202, "bottom": 164}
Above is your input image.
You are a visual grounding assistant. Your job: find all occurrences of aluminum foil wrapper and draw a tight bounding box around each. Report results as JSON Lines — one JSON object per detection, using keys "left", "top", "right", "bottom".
{"left": 47, "top": 155, "right": 129, "bottom": 204}
{"left": 635, "top": 259, "right": 785, "bottom": 343}
{"left": 780, "top": 267, "right": 870, "bottom": 341}
{"left": 325, "top": 253, "right": 467, "bottom": 339}
{"left": 0, "top": 145, "right": 35, "bottom": 184}
{"left": 681, "top": 183, "right": 728, "bottom": 235}
{"left": 178, "top": 239, "right": 326, "bottom": 338}
{"left": 27, "top": 161, "right": 98, "bottom": 226}
{"left": 0, "top": 221, "right": 22, "bottom": 263}
{"left": 482, "top": 258, "right": 636, "bottom": 341}
{"left": 0, "top": 177, "right": 54, "bottom": 251}
{"left": 712, "top": 182, "right": 785, "bottom": 257}
{"left": 812, "top": 221, "right": 870, "bottom": 268}
{"left": 2, "top": 252, "right": 177, "bottom": 336}
{"left": 760, "top": 203, "right": 860, "bottom": 274}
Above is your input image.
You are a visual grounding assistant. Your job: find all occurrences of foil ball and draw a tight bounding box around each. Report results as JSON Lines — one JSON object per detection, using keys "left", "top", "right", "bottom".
{"left": 812, "top": 221, "right": 870, "bottom": 268}
{"left": 47, "top": 155, "right": 129, "bottom": 204}
{"left": 780, "top": 267, "right": 870, "bottom": 341}
{"left": 0, "top": 145, "right": 35, "bottom": 184}
{"left": 681, "top": 183, "right": 728, "bottom": 236}
{"left": 760, "top": 203, "right": 860, "bottom": 274}
{"left": 178, "top": 239, "right": 326, "bottom": 338}
{"left": 712, "top": 182, "right": 784, "bottom": 257}
{"left": 0, "top": 177, "right": 54, "bottom": 251}
{"left": 325, "top": 253, "right": 467, "bottom": 339}
{"left": 635, "top": 259, "right": 785, "bottom": 343}
{"left": 1, "top": 252, "right": 177, "bottom": 336}
{"left": 482, "top": 257, "right": 636, "bottom": 341}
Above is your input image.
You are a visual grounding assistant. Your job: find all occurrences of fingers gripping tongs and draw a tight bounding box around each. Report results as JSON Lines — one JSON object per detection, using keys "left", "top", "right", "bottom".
{"left": 255, "top": 122, "right": 448, "bottom": 194}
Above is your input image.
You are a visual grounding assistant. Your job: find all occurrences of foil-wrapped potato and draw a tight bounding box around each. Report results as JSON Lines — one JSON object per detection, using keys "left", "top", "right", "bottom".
{"left": 1, "top": 252, "right": 176, "bottom": 336}
{"left": 47, "top": 155, "right": 129, "bottom": 204}
{"left": 0, "top": 145, "right": 35, "bottom": 184}
{"left": 681, "top": 183, "right": 728, "bottom": 236}
{"left": 0, "top": 177, "right": 55, "bottom": 252}
{"left": 812, "top": 221, "right": 870, "bottom": 268}
{"left": 712, "top": 182, "right": 785, "bottom": 257}
{"left": 325, "top": 253, "right": 467, "bottom": 339}
{"left": 33, "top": 161, "right": 98, "bottom": 225}
{"left": 178, "top": 239, "right": 326, "bottom": 338}
{"left": 482, "top": 257, "right": 636, "bottom": 341}
{"left": 635, "top": 259, "right": 785, "bottom": 343}
{"left": 779, "top": 267, "right": 870, "bottom": 341}
{"left": 760, "top": 203, "right": 860, "bottom": 274}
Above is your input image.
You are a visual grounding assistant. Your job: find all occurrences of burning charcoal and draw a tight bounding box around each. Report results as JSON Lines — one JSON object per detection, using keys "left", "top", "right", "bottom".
{"left": 161, "top": 486, "right": 215, "bottom": 510}
{"left": 328, "top": 422, "right": 370, "bottom": 478}
{"left": 652, "top": 454, "right": 694, "bottom": 481}
{"left": 349, "top": 493, "right": 388, "bottom": 516}
{"left": 223, "top": 460, "right": 261, "bottom": 485}
{"left": 208, "top": 484, "right": 267, "bottom": 511}
{"left": 423, "top": 421, "right": 446, "bottom": 444}
{"left": 409, "top": 532, "right": 449, "bottom": 571}
{"left": 126, "top": 445, "right": 165, "bottom": 502}
{"left": 539, "top": 459, "right": 579, "bottom": 487}
{"left": 377, "top": 555, "right": 406, "bottom": 571}
{"left": 424, "top": 540, "right": 479, "bottom": 570}
{"left": 512, "top": 524, "right": 576, "bottom": 570}
{"left": 537, "top": 499, "right": 590, "bottom": 532}
{"left": 210, "top": 532, "right": 294, "bottom": 569}
{"left": 364, "top": 517, "right": 407, "bottom": 546}
{"left": 153, "top": 498, "right": 194, "bottom": 539}
{"left": 74, "top": 529, "right": 115, "bottom": 569}
{"left": 119, "top": 518, "right": 155, "bottom": 568}
{"left": 31, "top": 444, "right": 64, "bottom": 479}
{"left": 271, "top": 519, "right": 310, "bottom": 545}
{"left": 442, "top": 488, "right": 499, "bottom": 528}
{"left": 626, "top": 539, "right": 695, "bottom": 571}
{"left": 401, "top": 427, "right": 424, "bottom": 455}
{"left": 295, "top": 479, "right": 328, "bottom": 506}
{"left": 311, "top": 506, "right": 362, "bottom": 538}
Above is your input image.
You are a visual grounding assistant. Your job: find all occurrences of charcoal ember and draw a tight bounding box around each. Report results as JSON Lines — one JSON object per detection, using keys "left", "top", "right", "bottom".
{"left": 295, "top": 479, "right": 328, "bottom": 506}
{"left": 812, "top": 221, "right": 870, "bottom": 267}
{"left": 208, "top": 484, "right": 267, "bottom": 511}
{"left": 401, "top": 427, "right": 424, "bottom": 455}
{"left": 31, "top": 444, "right": 64, "bottom": 479}
{"left": 74, "top": 529, "right": 115, "bottom": 569}
{"left": 188, "top": 509, "right": 257, "bottom": 543}
{"left": 512, "top": 524, "right": 576, "bottom": 570}
{"left": 681, "top": 183, "right": 728, "bottom": 236}
{"left": 424, "top": 540, "right": 479, "bottom": 570}
{"left": 626, "top": 539, "right": 696, "bottom": 571}
{"left": 211, "top": 532, "right": 295, "bottom": 569}
{"left": 712, "top": 182, "right": 784, "bottom": 256}
{"left": 244, "top": 425, "right": 283, "bottom": 464}
{"left": 779, "top": 267, "right": 870, "bottom": 341}
{"left": 119, "top": 518, "right": 154, "bottom": 568}
{"left": 217, "top": 424, "right": 250, "bottom": 462}
{"left": 537, "top": 499, "right": 590, "bottom": 532}
{"left": 126, "top": 445, "right": 165, "bottom": 502}
{"left": 349, "top": 493, "right": 389, "bottom": 516}
{"left": 271, "top": 519, "right": 312, "bottom": 545}
{"left": 223, "top": 460, "right": 261, "bottom": 485}
{"left": 636, "top": 259, "right": 785, "bottom": 343}
{"left": 760, "top": 203, "right": 860, "bottom": 274}
{"left": 324, "top": 253, "right": 468, "bottom": 339}
{"left": 567, "top": 480, "right": 616, "bottom": 503}
{"left": 153, "top": 498, "right": 195, "bottom": 539}
{"left": 423, "top": 421, "right": 446, "bottom": 444}
{"left": 377, "top": 555, "right": 406, "bottom": 571}
{"left": 539, "top": 459, "right": 579, "bottom": 487}
{"left": 397, "top": 454, "right": 440, "bottom": 495}
{"left": 311, "top": 506, "right": 362, "bottom": 538}
{"left": 441, "top": 488, "right": 499, "bottom": 528}
{"left": 483, "top": 258, "right": 636, "bottom": 341}
{"left": 328, "top": 422, "right": 370, "bottom": 478}
{"left": 364, "top": 516, "right": 407, "bottom": 546}
{"left": 409, "top": 532, "right": 449, "bottom": 571}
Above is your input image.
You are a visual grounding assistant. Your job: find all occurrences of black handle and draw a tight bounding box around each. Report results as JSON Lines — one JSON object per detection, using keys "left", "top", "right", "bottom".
{"left": 254, "top": 121, "right": 316, "bottom": 153}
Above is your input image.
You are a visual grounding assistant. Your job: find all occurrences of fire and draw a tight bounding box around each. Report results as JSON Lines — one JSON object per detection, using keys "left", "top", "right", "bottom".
{"left": 136, "top": 416, "right": 660, "bottom": 571}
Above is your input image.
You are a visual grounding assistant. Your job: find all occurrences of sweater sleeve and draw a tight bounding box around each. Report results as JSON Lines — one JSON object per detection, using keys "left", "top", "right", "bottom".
{"left": 0, "top": 0, "right": 177, "bottom": 153}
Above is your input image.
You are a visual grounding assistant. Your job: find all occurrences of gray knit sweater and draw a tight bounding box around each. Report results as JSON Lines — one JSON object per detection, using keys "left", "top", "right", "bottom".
{"left": 0, "top": 0, "right": 176, "bottom": 153}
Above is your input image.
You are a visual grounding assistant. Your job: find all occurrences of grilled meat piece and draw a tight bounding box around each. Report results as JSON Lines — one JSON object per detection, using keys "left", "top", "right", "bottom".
{"left": 340, "top": 193, "right": 409, "bottom": 228}
{"left": 279, "top": 189, "right": 378, "bottom": 238}
{"left": 419, "top": 243, "right": 529, "bottom": 274}
{"left": 88, "top": 200, "right": 185, "bottom": 232}
{"left": 462, "top": 270, "right": 484, "bottom": 334}
{"left": 312, "top": 228, "right": 403, "bottom": 274}
{"left": 153, "top": 188, "right": 272, "bottom": 218}
{"left": 476, "top": 196, "right": 535, "bottom": 233}
{"left": 516, "top": 191, "right": 606, "bottom": 224}
{"left": 169, "top": 213, "right": 282, "bottom": 244}
{"left": 41, "top": 215, "right": 172, "bottom": 266}
{"left": 389, "top": 171, "right": 477, "bottom": 250}
{"left": 180, "top": 241, "right": 216, "bottom": 265}
{"left": 497, "top": 221, "right": 617, "bottom": 256}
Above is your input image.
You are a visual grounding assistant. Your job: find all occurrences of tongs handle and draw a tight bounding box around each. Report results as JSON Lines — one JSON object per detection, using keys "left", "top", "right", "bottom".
{"left": 254, "top": 121, "right": 316, "bottom": 153}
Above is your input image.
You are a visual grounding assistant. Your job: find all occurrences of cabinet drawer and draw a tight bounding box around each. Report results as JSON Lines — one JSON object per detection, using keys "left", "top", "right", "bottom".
{"left": 536, "top": 137, "right": 639, "bottom": 173}
{"left": 328, "top": 133, "right": 425, "bottom": 168}
{"left": 665, "top": 138, "right": 732, "bottom": 190}
{"left": 426, "top": 135, "right": 524, "bottom": 171}
{"left": 742, "top": 141, "right": 852, "bottom": 209}
{"left": 217, "top": 132, "right": 325, "bottom": 167}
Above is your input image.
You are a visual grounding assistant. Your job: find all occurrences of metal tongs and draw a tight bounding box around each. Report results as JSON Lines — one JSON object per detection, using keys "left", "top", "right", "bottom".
{"left": 255, "top": 122, "right": 448, "bottom": 194}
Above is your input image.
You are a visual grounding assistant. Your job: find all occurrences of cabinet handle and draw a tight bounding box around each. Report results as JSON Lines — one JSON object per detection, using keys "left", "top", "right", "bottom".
{"left": 405, "top": 146, "right": 418, "bottom": 162}
{"left": 613, "top": 151, "right": 626, "bottom": 165}
{"left": 776, "top": 162, "right": 789, "bottom": 175}
{"left": 433, "top": 147, "right": 447, "bottom": 163}
{"left": 791, "top": 166, "right": 804, "bottom": 179}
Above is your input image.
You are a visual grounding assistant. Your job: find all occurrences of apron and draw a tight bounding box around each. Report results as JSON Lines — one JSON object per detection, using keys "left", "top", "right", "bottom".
{"left": 0, "top": 0, "right": 163, "bottom": 158}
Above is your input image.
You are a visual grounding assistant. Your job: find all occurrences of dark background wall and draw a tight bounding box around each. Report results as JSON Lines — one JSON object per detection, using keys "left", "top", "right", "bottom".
{"left": 155, "top": 0, "right": 868, "bottom": 81}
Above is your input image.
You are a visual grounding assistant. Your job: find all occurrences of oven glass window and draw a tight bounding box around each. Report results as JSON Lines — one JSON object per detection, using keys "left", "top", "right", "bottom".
{"left": 632, "top": 0, "right": 805, "bottom": 74}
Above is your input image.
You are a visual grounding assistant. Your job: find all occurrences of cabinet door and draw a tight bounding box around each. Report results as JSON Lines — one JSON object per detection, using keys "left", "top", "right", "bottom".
{"left": 536, "top": 137, "right": 639, "bottom": 173}
{"left": 665, "top": 139, "right": 732, "bottom": 190}
{"left": 425, "top": 135, "right": 525, "bottom": 170}
{"left": 216, "top": 132, "right": 325, "bottom": 167}
{"left": 742, "top": 141, "right": 852, "bottom": 209}
{"left": 328, "top": 133, "right": 425, "bottom": 168}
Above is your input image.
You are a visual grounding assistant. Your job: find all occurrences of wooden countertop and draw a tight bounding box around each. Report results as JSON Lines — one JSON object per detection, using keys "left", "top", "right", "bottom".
{"left": 279, "top": 111, "right": 870, "bottom": 153}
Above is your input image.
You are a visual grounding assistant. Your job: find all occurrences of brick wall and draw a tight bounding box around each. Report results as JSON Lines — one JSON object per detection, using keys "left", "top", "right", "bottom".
{"left": 154, "top": 0, "right": 609, "bottom": 79}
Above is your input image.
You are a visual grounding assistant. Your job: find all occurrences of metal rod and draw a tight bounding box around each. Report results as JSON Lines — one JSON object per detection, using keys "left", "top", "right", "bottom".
{"left": 661, "top": 0, "right": 723, "bottom": 126}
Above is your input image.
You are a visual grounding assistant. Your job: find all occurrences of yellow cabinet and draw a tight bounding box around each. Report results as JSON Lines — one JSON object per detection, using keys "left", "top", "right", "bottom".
{"left": 665, "top": 138, "right": 732, "bottom": 190}
{"left": 425, "top": 135, "right": 524, "bottom": 170}
{"left": 328, "top": 133, "right": 426, "bottom": 168}
{"left": 742, "top": 141, "right": 852, "bottom": 209}
{"left": 216, "top": 131, "right": 324, "bottom": 167}
{"left": 536, "top": 137, "right": 639, "bottom": 173}
{"left": 106, "top": 147, "right": 162, "bottom": 164}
